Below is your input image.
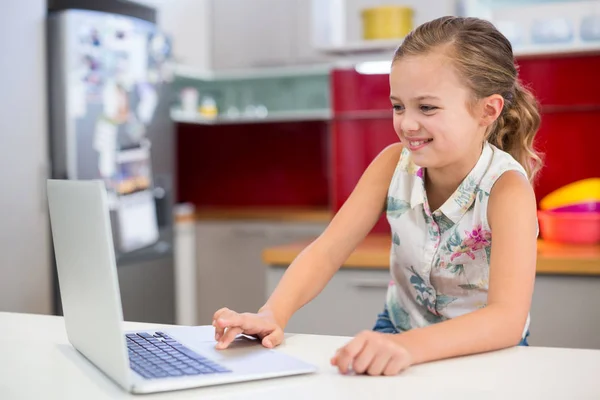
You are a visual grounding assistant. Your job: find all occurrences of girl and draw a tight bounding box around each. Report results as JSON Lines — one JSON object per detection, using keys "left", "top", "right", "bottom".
{"left": 212, "top": 16, "right": 540, "bottom": 376}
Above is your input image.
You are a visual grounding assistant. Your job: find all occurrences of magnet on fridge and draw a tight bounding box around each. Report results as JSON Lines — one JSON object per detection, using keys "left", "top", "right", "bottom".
{"left": 93, "top": 118, "right": 118, "bottom": 178}
{"left": 136, "top": 83, "right": 158, "bottom": 125}
{"left": 68, "top": 78, "right": 87, "bottom": 118}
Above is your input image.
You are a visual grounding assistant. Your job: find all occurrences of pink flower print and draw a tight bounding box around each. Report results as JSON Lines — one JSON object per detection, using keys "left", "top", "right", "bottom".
{"left": 464, "top": 227, "right": 492, "bottom": 250}
{"left": 416, "top": 168, "right": 424, "bottom": 179}
{"left": 450, "top": 226, "right": 491, "bottom": 261}
{"left": 451, "top": 248, "right": 475, "bottom": 261}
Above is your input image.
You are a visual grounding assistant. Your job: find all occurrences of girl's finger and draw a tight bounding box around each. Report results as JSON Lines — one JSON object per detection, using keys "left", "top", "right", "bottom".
{"left": 216, "top": 326, "right": 243, "bottom": 349}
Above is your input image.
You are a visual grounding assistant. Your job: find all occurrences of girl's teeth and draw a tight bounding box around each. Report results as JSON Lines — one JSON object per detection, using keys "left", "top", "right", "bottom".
{"left": 410, "top": 140, "right": 429, "bottom": 146}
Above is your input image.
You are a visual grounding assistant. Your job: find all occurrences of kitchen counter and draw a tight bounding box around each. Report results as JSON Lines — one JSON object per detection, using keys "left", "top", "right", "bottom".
{"left": 176, "top": 207, "right": 332, "bottom": 223}
{"left": 262, "top": 234, "right": 600, "bottom": 276}
{"left": 174, "top": 207, "right": 600, "bottom": 275}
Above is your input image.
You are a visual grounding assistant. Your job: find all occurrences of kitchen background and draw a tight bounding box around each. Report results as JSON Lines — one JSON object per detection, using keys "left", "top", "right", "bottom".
{"left": 1, "top": 0, "right": 599, "bottom": 350}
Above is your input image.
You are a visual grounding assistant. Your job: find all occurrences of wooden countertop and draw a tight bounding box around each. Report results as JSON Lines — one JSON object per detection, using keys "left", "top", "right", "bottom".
{"left": 262, "top": 234, "right": 600, "bottom": 276}
{"left": 175, "top": 207, "right": 332, "bottom": 223}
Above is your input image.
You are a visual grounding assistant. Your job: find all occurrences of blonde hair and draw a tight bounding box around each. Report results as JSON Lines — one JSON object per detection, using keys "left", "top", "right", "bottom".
{"left": 394, "top": 16, "right": 542, "bottom": 181}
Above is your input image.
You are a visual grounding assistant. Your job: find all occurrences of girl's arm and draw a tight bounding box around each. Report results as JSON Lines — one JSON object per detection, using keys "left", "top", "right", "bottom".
{"left": 391, "top": 170, "right": 538, "bottom": 364}
{"left": 261, "top": 143, "right": 403, "bottom": 329}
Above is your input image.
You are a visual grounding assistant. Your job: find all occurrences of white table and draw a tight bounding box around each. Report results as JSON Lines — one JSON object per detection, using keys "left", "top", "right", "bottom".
{"left": 2, "top": 312, "right": 599, "bottom": 399}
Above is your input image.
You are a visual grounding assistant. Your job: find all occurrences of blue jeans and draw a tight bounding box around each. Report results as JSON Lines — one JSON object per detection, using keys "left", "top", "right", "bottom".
{"left": 372, "top": 306, "right": 530, "bottom": 346}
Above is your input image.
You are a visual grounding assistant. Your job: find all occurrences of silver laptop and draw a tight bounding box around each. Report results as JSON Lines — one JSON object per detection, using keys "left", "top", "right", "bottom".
{"left": 46, "top": 179, "right": 316, "bottom": 394}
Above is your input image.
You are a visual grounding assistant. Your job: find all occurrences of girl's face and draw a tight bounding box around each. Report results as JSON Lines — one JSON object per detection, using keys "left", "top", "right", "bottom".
{"left": 389, "top": 51, "right": 490, "bottom": 171}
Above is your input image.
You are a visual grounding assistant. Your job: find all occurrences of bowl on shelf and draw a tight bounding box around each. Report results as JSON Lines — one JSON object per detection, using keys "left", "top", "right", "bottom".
{"left": 539, "top": 178, "right": 600, "bottom": 211}
{"left": 537, "top": 210, "right": 600, "bottom": 245}
{"left": 550, "top": 201, "right": 600, "bottom": 213}
{"left": 361, "top": 6, "right": 414, "bottom": 40}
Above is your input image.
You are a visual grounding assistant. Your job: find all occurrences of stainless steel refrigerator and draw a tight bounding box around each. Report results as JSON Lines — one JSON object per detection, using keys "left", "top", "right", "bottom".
{"left": 47, "top": 8, "right": 176, "bottom": 323}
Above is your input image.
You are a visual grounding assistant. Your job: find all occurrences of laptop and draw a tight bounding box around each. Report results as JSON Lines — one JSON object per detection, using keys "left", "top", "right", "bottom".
{"left": 46, "top": 179, "right": 316, "bottom": 394}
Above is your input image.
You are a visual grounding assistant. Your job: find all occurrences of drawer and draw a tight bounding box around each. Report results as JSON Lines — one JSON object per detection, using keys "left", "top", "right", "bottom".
{"left": 267, "top": 267, "right": 391, "bottom": 336}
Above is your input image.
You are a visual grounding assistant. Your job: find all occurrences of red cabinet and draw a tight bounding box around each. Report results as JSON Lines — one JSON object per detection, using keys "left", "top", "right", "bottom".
{"left": 176, "top": 54, "right": 599, "bottom": 229}
{"left": 518, "top": 55, "right": 600, "bottom": 106}
{"left": 177, "top": 121, "right": 330, "bottom": 208}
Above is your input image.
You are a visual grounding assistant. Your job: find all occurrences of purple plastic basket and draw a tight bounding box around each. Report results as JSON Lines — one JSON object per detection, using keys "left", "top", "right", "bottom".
{"left": 551, "top": 202, "right": 600, "bottom": 213}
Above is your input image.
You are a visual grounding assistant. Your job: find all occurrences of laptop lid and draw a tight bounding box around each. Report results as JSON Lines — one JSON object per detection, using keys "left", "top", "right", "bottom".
{"left": 47, "top": 179, "right": 131, "bottom": 390}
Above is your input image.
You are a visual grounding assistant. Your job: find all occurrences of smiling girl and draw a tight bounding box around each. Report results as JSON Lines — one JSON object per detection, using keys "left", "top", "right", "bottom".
{"left": 212, "top": 16, "right": 541, "bottom": 376}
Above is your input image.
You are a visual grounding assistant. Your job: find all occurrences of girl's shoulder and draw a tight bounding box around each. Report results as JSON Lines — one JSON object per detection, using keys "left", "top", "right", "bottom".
{"left": 479, "top": 144, "right": 529, "bottom": 194}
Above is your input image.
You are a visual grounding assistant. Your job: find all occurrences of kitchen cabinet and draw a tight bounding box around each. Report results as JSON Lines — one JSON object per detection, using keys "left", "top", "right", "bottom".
{"left": 151, "top": 0, "right": 333, "bottom": 71}
{"left": 267, "top": 267, "right": 391, "bottom": 336}
{"left": 268, "top": 264, "right": 600, "bottom": 349}
{"left": 529, "top": 275, "right": 600, "bottom": 350}
{"left": 137, "top": 0, "right": 212, "bottom": 70}
{"left": 194, "top": 220, "right": 327, "bottom": 325}
{"left": 211, "top": 0, "right": 333, "bottom": 69}
{"left": 211, "top": 0, "right": 295, "bottom": 69}
{"left": 264, "top": 235, "right": 600, "bottom": 348}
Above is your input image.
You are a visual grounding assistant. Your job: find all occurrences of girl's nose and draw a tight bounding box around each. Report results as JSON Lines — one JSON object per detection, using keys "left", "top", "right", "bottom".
{"left": 400, "top": 114, "right": 419, "bottom": 133}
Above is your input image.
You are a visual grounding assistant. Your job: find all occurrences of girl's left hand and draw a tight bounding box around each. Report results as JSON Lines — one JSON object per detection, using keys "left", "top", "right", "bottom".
{"left": 330, "top": 331, "right": 412, "bottom": 376}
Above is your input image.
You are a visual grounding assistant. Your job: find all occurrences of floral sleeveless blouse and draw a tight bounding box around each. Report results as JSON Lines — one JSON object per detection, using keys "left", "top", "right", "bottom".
{"left": 385, "top": 142, "right": 530, "bottom": 337}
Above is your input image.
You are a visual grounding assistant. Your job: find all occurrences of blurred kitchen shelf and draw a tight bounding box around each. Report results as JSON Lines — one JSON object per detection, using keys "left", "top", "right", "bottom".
{"left": 172, "top": 63, "right": 333, "bottom": 81}
{"left": 171, "top": 108, "right": 332, "bottom": 125}
{"left": 514, "top": 41, "right": 600, "bottom": 58}
{"left": 314, "top": 38, "right": 600, "bottom": 59}
{"left": 316, "top": 38, "right": 403, "bottom": 55}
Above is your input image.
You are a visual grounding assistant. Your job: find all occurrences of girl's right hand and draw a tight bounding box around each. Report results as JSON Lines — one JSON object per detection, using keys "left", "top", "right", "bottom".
{"left": 212, "top": 307, "right": 284, "bottom": 350}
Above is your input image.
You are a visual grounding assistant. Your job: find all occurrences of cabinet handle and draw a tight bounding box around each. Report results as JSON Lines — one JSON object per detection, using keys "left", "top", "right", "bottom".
{"left": 350, "top": 279, "right": 390, "bottom": 289}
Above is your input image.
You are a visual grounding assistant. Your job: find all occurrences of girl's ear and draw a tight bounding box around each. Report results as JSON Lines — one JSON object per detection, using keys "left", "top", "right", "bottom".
{"left": 479, "top": 94, "right": 504, "bottom": 127}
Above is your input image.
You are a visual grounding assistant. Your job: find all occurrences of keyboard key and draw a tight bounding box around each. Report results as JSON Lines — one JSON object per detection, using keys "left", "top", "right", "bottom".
{"left": 174, "top": 347, "right": 204, "bottom": 360}
{"left": 181, "top": 368, "right": 200, "bottom": 375}
{"left": 132, "top": 366, "right": 152, "bottom": 379}
{"left": 126, "top": 332, "right": 230, "bottom": 379}
{"left": 190, "top": 365, "right": 214, "bottom": 374}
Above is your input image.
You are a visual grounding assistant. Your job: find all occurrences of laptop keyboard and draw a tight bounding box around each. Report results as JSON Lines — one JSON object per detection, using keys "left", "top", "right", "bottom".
{"left": 126, "top": 331, "right": 231, "bottom": 380}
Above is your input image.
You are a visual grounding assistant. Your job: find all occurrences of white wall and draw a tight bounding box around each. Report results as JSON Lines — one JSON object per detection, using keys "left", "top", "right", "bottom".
{"left": 0, "top": 1, "right": 52, "bottom": 314}
{"left": 132, "top": 0, "right": 213, "bottom": 70}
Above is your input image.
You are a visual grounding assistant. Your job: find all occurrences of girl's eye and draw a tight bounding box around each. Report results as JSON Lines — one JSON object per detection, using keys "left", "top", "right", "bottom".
{"left": 420, "top": 105, "right": 438, "bottom": 113}
{"left": 392, "top": 105, "right": 404, "bottom": 112}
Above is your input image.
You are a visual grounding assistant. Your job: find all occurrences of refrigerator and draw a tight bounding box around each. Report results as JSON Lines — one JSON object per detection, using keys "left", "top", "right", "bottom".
{"left": 47, "top": 8, "right": 176, "bottom": 324}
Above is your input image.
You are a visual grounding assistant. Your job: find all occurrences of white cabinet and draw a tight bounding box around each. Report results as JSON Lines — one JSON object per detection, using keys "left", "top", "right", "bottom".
{"left": 529, "top": 275, "right": 600, "bottom": 349}
{"left": 291, "top": 0, "right": 337, "bottom": 65}
{"left": 211, "top": 0, "right": 296, "bottom": 69}
{"left": 267, "top": 267, "right": 391, "bottom": 336}
{"left": 148, "top": 0, "right": 332, "bottom": 71}
{"left": 195, "top": 221, "right": 327, "bottom": 325}
{"left": 154, "top": 0, "right": 213, "bottom": 71}
{"left": 267, "top": 266, "right": 600, "bottom": 349}
{"left": 210, "top": 0, "right": 334, "bottom": 69}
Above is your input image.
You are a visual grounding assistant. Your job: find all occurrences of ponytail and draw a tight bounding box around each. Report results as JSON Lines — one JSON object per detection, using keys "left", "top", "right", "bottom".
{"left": 487, "top": 80, "right": 542, "bottom": 182}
